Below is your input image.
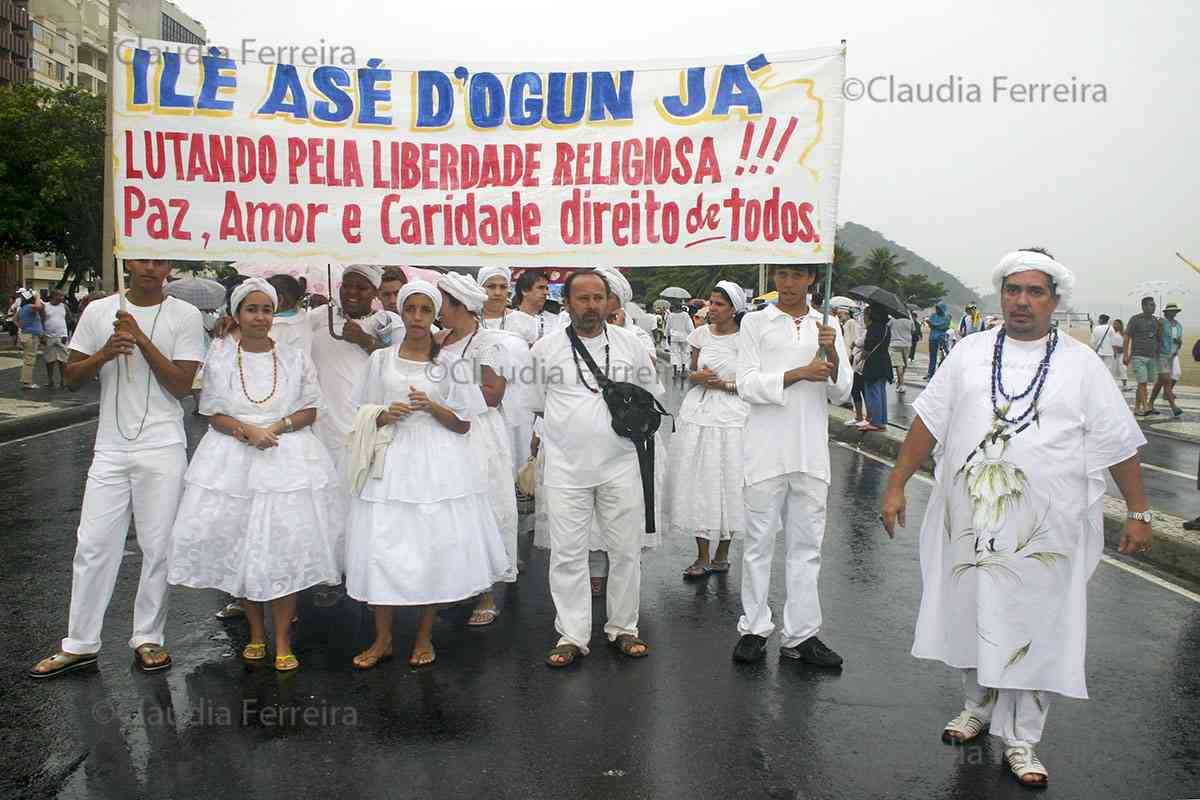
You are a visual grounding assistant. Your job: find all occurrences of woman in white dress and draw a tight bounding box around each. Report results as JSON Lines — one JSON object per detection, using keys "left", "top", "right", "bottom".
{"left": 345, "top": 281, "right": 511, "bottom": 669}
{"left": 436, "top": 272, "right": 518, "bottom": 626}
{"left": 477, "top": 265, "right": 538, "bottom": 342}
{"left": 168, "top": 278, "right": 343, "bottom": 672}
{"left": 663, "top": 282, "right": 749, "bottom": 577}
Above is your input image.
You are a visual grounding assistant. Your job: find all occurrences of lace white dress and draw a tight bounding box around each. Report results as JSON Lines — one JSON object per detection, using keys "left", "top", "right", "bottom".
{"left": 663, "top": 326, "right": 748, "bottom": 542}
{"left": 440, "top": 329, "right": 518, "bottom": 582}
{"left": 345, "top": 350, "right": 512, "bottom": 605}
{"left": 168, "top": 338, "right": 344, "bottom": 602}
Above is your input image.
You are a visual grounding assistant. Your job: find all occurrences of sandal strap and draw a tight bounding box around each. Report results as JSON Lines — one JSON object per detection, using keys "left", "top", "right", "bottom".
{"left": 945, "top": 710, "right": 989, "bottom": 738}
{"left": 1005, "top": 746, "right": 1048, "bottom": 778}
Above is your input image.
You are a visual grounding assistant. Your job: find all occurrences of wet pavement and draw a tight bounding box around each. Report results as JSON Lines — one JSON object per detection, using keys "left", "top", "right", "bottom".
{"left": 2, "top": 364, "right": 1199, "bottom": 799}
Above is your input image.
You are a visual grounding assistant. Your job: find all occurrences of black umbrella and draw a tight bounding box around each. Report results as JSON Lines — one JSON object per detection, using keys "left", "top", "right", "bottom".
{"left": 847, "top": 285, "right": 908, "bottom": 318}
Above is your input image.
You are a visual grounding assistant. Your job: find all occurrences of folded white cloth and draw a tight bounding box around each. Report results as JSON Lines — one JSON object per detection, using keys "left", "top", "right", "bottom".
{"left": 347, "top": 404, "right": 395, "bottom": 496}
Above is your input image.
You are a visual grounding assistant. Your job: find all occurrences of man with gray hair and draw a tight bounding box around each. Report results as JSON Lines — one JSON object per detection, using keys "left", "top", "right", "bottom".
{"left": 881, "top": 247, "right": 1151, "bottom": 788}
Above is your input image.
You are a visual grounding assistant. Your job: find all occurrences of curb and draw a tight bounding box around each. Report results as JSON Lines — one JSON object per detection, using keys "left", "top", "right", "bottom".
{"left": 0, "top": 402, "right": 99, "bottom": 444}
{"left": 825, "top": 407, "right": 1200, "bottom": 588}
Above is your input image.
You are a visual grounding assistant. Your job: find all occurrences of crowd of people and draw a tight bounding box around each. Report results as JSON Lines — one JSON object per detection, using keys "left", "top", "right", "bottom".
{"left": 20, "top": 250, "right": 1156, "bottom": 789}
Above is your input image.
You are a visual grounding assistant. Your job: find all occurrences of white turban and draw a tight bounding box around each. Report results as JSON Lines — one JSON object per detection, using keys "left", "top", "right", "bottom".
{"left": 344, "top": 264, "right": 383, "bottom": 289}
{"left": 230, "top": 278, "right": 278, "bottom": 315}
{"left": 476, "top": 265, "right": 512, "bottom": 287}
{"left": 715, "top": 280, "right": 746, "bottom": 313}
{"left": 438, "top": 271, "right": 488, "bottom": 313}
{"left": 991, "top": 250, "right": 1074, "bottom": 299}
{"left": 397, "top": 280, "right": 442, "bottom": 317}
{"left": 595, "top": 266, "right": 632, "bottom": 305}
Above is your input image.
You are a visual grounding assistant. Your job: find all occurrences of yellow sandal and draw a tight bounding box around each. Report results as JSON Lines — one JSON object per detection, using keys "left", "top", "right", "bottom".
{"left": 242, "top": 642, "right": 268, "bottom": 661}
{"left": 274, "top": 653, "right": 300, "bottom": 672}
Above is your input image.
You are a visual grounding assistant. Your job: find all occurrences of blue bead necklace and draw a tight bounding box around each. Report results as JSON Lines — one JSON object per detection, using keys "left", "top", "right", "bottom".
{"left": 990, "top": 327, "right": 1058, "bottom": 425}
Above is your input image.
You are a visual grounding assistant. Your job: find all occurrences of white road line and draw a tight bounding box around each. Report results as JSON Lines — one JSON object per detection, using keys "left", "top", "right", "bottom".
{"left": 1139, "top": 462, "right": 1196, "bottom": 481}
{"left": 832, "top": 440, "right": 1200, "bottom": 604}
{"left": 0, "top": 418, "right": 97, "bottom": 447}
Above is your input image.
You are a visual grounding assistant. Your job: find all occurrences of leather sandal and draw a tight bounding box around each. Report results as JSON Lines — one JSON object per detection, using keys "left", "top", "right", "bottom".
{"left": 545, "top": 643, "right": 582, "bottom": 668}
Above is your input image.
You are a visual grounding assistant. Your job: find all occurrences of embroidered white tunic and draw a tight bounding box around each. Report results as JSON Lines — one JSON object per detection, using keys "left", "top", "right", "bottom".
{"left": 911, "top": 329, "right": 1145, "bottom": 698}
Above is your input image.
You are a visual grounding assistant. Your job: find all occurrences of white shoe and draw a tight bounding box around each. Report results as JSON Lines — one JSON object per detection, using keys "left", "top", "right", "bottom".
{"left": 844, "top": 418, "right": 862, "bottom": 426}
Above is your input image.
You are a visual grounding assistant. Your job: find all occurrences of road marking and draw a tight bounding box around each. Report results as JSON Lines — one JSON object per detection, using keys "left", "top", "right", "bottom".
{"left": 0, "top": 418, "right": 97, "bottom": 447}
{"left": 832, "top": 440, "right": 1200, "bottom": 604}
{"left": 1139, "top": 462, "right": 1196, "bottom": 481}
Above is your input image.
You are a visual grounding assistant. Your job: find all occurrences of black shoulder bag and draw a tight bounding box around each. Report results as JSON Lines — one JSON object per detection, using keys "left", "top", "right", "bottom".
{"left": 566, "top": 325, "right": 671, "bottom": 533}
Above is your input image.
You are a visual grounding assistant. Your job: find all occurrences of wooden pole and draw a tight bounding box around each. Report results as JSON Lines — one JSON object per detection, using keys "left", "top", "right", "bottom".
{"left": 100, "top": 0, "right": 117, "bottom": 292}
{"left": 115, "top": 257, "right": 131, "bottom": 381}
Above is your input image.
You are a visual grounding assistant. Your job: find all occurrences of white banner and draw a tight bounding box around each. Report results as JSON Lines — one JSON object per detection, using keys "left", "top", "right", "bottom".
{"left": 112, "top": 40, "right": 845, "bottom": 266}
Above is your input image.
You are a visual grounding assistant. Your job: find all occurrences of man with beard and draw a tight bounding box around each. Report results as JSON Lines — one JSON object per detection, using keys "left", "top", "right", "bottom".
{"left": 531, "top": 271, "right": 661, "bottom": 668}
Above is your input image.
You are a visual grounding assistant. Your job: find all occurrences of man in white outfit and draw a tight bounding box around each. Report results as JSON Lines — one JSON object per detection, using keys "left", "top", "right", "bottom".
{"left": 666, "top": 303, "right": 694, "bottom": 378}
{"left": 733, "top": 264, "right": 852, "bottom": 667}
{"left": 532, "top": 271, "right": 662, "bottom": 667}
{"left": 30, "top": 259, "right": 205, "bottom": 678}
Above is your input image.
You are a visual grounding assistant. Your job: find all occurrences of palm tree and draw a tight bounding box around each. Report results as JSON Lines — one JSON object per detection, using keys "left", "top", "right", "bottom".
{"left": 862, "top": 247, "right": 906, "bottom": 292}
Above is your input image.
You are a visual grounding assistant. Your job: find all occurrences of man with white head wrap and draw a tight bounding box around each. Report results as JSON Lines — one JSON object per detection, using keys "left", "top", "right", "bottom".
{"left": 437, "top": 272, "right": 519, "bottom": 625}
{"left": 881, "top": 247, "right": 1151, "bottom": 788}
{"left": 31, "top": 259, "right": 205, "bottom": 678}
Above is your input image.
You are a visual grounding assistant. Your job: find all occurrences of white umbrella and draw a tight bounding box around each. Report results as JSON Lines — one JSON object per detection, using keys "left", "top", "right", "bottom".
{"left": 659, "top": 286, "right": 690, "bottom": 300}
{"left": 164, "top": 276, "right": 226, "bottom": 310}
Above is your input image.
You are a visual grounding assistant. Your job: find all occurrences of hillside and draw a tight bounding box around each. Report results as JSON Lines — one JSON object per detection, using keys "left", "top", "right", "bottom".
{"left": 838, "top": 222, "right": 980, "bottom": 307}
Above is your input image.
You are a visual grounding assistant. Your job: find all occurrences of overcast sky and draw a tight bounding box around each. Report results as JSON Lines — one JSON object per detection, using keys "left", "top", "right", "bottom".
{"left": 183, "top": 0, "right": 1199, "bottom": 317}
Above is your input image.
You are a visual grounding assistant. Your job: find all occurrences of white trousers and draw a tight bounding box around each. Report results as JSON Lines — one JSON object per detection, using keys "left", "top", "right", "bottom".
{"left": 546, "top": 467, "right": 643, "bottom": 653}
{"left": 63, "top": 445, "right": 187, "bottom": 654}
{"left": 669, "top": 339, "right": 689, "bottom": 369}
{"left": 738, "top": 471, "right": 828, "bottom": 648}
{"left": 962, "top": 669, "right": 1052, "bottom": 746}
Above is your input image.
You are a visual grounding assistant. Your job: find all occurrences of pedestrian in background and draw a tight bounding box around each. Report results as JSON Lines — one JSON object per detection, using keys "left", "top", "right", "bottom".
{"left": 958, "top": 303, "right": 983, "bottom": 338}
{"left": 17, "top": 289, "right": 46, "bottom": 389}
{"left": 1090, "top": 313, "right": 1118, "bottom": 380}
{"left": 1124, "top": 296, "right": 1160, "bottom": 416}
{"left": 1148, "top": 302, "right": 1183, "bottom": 417}
{"left": 862, "top": 305, "right": 893, "bottom": 431}
{"left": 925, "top": 301, "right": 951, "bottom": 378}
{"left": 888, "top": 309, "right": 914, "bottom": 394}
{"left": 42, "top": 290, "right": 70, "bottom": 389}
{"left": 666, "top": 302, "right": 695, "bottom": 379}
{"left": 1109, "top": 319, "right": 1128, "bottom": 387}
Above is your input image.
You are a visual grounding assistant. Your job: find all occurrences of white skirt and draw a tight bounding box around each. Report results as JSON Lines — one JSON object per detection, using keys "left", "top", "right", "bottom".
{"left": 468, "top": 407, "right": 518, "bottom": 582}
{"left": 663, "top": 420, "right": 746, "bottom": 542}
{"left": 168, "top": 430, "right": 345, "bottom": 602}
{"left": 346, "top": 491, "right": 511, "bottom": 606}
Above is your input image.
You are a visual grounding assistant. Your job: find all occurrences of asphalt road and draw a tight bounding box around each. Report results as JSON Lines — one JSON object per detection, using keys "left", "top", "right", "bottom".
{"left": 1, "top": 366, "right": 1198, "bottom": 799}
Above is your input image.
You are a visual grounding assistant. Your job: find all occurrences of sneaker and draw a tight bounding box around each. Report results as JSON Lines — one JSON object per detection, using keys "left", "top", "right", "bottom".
{"left": 1183, "top": 517, "right": 1200, "bottom": 532}
{"left": 732, "top": 634, "right": 768, "bottom": 663}
{"left": 780, "top": 636, "right": 843, "bottom": 668}
{"left": 21, "top": 383, "right": 40, "bottom": 390}
{"left": 1173, "top": 408, "right": 1184, "bottom": 418}
{"left": 843, "top": 418, "right": 862, "bottom": 426}
{"left": 896, "top": 385, "right": 906, "bottom": 394}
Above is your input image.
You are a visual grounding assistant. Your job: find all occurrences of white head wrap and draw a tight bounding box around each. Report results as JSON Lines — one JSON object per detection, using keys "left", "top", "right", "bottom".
{"left": 476, "top": 265, "right": 512, "bottom": 288}
{"left": 344, "top": 264, "right": 383, "bottom": 289}
{"left": 230, "top": 277, "right": 278, "bottom": 314}
{"left": 438, "top": 271, "right": 488, "bottom": 313}
{"left": 397, "top": 279, "right": 442, "bottom": 317}
{"left": 595, "top": 266, "right": 632, "bottom": 305}
{"left": 991, "top": 250, "right": 1074, "bottom": 299}
{"left": 714, "top": 280, "right": 746, "bottom": 313}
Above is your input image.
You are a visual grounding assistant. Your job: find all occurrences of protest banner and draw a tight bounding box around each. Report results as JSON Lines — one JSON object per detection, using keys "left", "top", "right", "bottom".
{"left": 112, "top": 40, "right": 845, "bottom": 266}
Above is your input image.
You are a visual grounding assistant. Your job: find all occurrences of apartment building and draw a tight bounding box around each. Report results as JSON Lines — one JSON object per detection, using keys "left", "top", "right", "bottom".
{"left": 0, "top": 0, "right": 29, "bottom": 85}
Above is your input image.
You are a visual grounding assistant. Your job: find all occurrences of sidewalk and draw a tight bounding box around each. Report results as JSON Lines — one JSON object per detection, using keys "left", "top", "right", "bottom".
{"left": 902, "top": 348, "right": 1200, "bottom": 445}
{"left": 0, "top": 344, "right": 101, "bottom": 443}
{"left": 826, "top": 397, "right": 1200, "bottom": 588}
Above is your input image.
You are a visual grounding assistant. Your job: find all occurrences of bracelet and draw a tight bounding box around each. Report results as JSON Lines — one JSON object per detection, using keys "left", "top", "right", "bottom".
{"left": 282, "top": 416, "right": 294, "bottom": 433}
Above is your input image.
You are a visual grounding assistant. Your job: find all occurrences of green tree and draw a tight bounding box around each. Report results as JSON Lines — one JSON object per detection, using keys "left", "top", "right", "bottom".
{"left": 0, "top": 84, "right": 105, "bottom": 292}
{"left": 897, "top": 273, "right": 946, "bottom": 309}
{"left": 862, "top": 246, "right": 906, "bottom": 291}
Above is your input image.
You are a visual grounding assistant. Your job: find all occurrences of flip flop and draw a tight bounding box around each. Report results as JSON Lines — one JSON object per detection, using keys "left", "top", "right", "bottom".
{"left": 133, "top": 644, "right": 172, "bottom": 673}
{"left": 29, "top": 652, "right": 98, "bottom": 680}
{"left": 467, "top": 607, "right": 500, "bottom": 627}
{"left": 709, "top": 560, "right": 731, "bottom": 573}
{"left": 682, "top": 562, "right": 713, "bottom": 579}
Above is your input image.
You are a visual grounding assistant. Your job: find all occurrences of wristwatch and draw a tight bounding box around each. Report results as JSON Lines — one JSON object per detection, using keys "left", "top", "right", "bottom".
{"left": 1127, "top": 509, "right": 1153, "bottom": 524}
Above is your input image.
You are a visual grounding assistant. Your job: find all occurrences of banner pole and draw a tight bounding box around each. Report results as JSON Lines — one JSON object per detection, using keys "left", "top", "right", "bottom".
{"left": 115, "top": 257, "right": 132, "bottom": 382}
{"left": 100, "top": 0, "right": 117, "bottom": 292}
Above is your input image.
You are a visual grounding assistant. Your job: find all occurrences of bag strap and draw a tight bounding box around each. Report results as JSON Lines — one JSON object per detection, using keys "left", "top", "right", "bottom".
{"left": 635, "top": 436, "right": 656, "bottom": 533}
{"left": 566, "top": 324, "right": 611, "bottom": 389}
{"left": 1093, "top": 325, "right": 1110, "bottom": 352}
